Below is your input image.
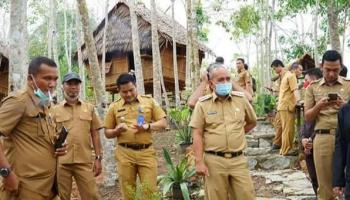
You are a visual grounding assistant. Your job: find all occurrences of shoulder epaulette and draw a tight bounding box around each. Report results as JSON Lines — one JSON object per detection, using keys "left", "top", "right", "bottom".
{"left": 310, "top": 79, "right": 321, "bottom": 85}
{"left": 114, "top": 96, "right": 122, "bottom": 102}
{"left": 199, "top": 95, "right": 212, "bottom": 102}
{"left": 232, "top": 91, "right": 244, "bottom": 97}
{"left": 141, "top": 94, "right": 152, "bottom": 98}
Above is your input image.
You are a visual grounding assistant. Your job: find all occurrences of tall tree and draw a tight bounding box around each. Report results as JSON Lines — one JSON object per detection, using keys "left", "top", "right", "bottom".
{"left": 75, "top": 7, "right": 86, "bottom": 99}
{"left": 101, "top": 0, "right": 109, "bottom": 93}
{"left": 150, "top": 0, "right": 162, "bottom": 104}
{"left": 129, "top": 0, "right": 145, "bottom": 94}
{"left": 185, "top": 0, "right": 193, "bottom": 91}
{"left": 313, "top": 0, "right": 319, "bottom": 67}
{"left": 64, "top": 2, "right": 72, "bottom": 72}
{"left": 8, "top": 0, "right": 28, "bottom": 92}
{"left": 192, "top": 0, "right": 200, "bottom": 88}
{"left": 327, "top": 0, "right": 341, "bottom": 52}
{"left": 76, "top": 0, "right": 116, "bottom": 186}
{"left": 171, "top": 0, "right": 180, "bottom": 107}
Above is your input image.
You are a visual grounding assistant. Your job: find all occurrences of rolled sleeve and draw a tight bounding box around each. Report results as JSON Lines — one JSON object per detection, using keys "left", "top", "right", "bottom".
{"left": 289, "top": 75, "right": 298, "bottom": 92}
{"left": 104, "top": 104, "right": 116, "bottom": 129}
{"left": 0, "top": 97, "right": 25, "bottom": 136}
{"left": 91, "top": 107, "right": 103, "bottom": 130}
{"left": 304, "top": 85, "right": 315, "bottom": 110}
{"left": 189, "top": 103, "right": 205, "bottom": 129}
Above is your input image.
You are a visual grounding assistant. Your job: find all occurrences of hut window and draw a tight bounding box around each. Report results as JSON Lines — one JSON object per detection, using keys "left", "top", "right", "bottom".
{"left": 127, "top": 52, "right": 135, "bottom": 72}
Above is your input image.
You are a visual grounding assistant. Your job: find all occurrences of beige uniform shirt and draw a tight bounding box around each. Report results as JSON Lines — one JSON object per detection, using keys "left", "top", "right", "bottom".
{"left": 0, "top": 87, "right": 57, "bottom": 196}
{"left": 53, "top": 100, "right": 103, "bottom": 164}
{"left": 104, "top": 95, "right": 166, "bottom": 144}
{"left": 236, "top": 68, "right": 252, "bottom": 89}
{"left": 305, "top": 77, "right": 350, "bottom": 130}
{"left": 277, "top": 71, "right": 298, "bottom": 111}
{"left": 189, "top": 92, "right": 257, "bottom": 152}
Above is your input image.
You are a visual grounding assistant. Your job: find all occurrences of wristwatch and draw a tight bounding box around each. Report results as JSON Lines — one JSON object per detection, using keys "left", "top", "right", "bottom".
{"left": 95, "top": 155, "right": 103, "bottom": 161}
{"left": 0, "top": 167, "right": 11, "bottom": 177}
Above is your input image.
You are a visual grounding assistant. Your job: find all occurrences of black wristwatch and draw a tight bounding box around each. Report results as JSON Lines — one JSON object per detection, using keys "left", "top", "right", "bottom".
{"left": 95, "top": 155, "right": 103, "bottom": 161}
{"left": 0, "top": 167, "right": 11, "bottom": 178}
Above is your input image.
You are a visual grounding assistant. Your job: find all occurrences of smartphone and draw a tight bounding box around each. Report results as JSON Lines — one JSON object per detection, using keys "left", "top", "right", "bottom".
{"left": 55, "top": 126, "right": 68, "bottom": 149}
{"left": 328, "top": 93, "right": 338, "bottom": 101}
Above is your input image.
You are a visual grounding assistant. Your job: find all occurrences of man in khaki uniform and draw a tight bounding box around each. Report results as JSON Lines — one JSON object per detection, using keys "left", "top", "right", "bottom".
{"left": 0, "top": 56, "right": 66, "bottom": 199}
{"left": 270, "top": 59, "right": 287, "bottom": 150}
{"left": 236, "top": 58, "right": 254, "bottom": 95}
{"left": 190, "top": 65, "right": 257, "bottom": 200}
{"left": 104, "top": 73, "right": 167, "bottom": 200}
{"left": 274, "top": 62, "right": 302, "bottom": 155}
{"left": 53, "top": 72, "right": 103, "bottom": 200}
{"left": 305, "top": 50, "right": 350, "bottom": 200}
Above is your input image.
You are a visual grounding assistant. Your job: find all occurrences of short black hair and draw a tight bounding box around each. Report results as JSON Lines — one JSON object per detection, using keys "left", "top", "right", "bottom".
{"left": 237, "top": 58, "right": 245, "bottom": 63}
{"left": 271, "top": 59, "right": 284, "bottom": 68}
{"left": 215, "top": 56, "right": 224, "bottom": 64}
{"left": 290, "top": 62, "right": 300, "bottom": 70}
{"left": 244, "top": 63, "right": 249, "bottom": 70}
{"left": 116, "top": 73, "right": 136, "bottom": 87}
{"left": 28, "top": 56, "right": 57, "bottom": 75}
{"left": 340, "top": 65, "right": 348, "bottom": 77}
{"left": 321, "top": 50, "right": 342, "bottom": 65}
{"left": 306, "top": 68, "right": 323, "bottom": 79}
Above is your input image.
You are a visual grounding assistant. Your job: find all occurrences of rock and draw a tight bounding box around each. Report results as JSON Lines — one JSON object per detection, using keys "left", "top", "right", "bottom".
{"left": 260, "top": 155, "right": 297, "bottom": 170}
{"left": 259, "top": 138, "right": 272, "bottom": 148}
{"left": 245, "top": 147, "right": 271, "bottom": 156}
{"left": 247, "top": 157, "right": 258, "bottom": 170}
{"left": 246, "top": 136, "right": 259, "bottom": 148}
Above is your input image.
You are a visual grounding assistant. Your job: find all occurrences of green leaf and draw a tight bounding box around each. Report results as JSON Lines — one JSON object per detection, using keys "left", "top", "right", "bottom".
{"left": 180, "top": 182, "right": 191, "bottom": 200}
{"left": 162, "top": 148, "right": 175, "bottom": 172}
{"left": 162, "top": 182, "right": 174, "bottom": 196}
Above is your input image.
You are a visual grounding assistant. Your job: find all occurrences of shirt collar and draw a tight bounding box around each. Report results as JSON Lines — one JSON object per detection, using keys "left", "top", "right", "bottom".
{"left": 319, "top": 77, "right": 343, "bottom": 86}
{"left": 62, "top": 98, "right": 82, "bottom": 106}
{"left": 121, "top": 95, "right": 142, "bottom": 105}
{"left": 26, "top": 86, "right": 41, "bottom": 107}
{"left": 212, "top": 92, "right": 232, "bottom": 102}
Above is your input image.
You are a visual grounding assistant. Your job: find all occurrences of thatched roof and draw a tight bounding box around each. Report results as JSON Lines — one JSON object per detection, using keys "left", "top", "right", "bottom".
{"left": 81, "top": 0, "right": 214, "bottom": 60}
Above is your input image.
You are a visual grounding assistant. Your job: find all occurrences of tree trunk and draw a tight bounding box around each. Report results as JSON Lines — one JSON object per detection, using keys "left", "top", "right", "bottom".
{"left": 185, "top": 0, "right": 193, "bottom": 91}
{"left": 75, "top": 7, "right": 86, "bottom": 99}
{"left": 313, "top": 0, "right": 319, "bottom": 67}
{"left": 171, "top": 0, "right": 180, "bottom": 107}
{"left": 327, "top": 0, "right": 341, "bottom": 52}
{"left": 77, "top": 0, "right": 117, "bottom": 186}
{"left": 101, "top": 0, "right": 109, "bottom": 93}
{"left": 341, "top": 8, "right": 348, "bottom": 57}
{"left": 150, "top": 0, "right": 162, "bottom": 105}
{"left": 192, "top": 0, "right": 200, "bottom": 88}
{"left": 130, "top": 0, "right": 145, "bottom": 94}
{"left": 8, "top": 0, "right": 28, "bottom": 93}
{"left": 50, "top": 0, "right": 63, "bottom": 101}
{"left": 64, "top": 3, "right": 72, "bottom": 72}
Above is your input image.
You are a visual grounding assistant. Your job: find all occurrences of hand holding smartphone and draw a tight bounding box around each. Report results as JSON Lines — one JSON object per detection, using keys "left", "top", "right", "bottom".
{"left": 55, "top": 126, "right": 68, "bottom": 149}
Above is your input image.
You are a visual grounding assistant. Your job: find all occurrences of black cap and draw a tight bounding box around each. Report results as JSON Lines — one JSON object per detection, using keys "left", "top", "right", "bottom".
{"left": 62, "top": 72, "right": 82, "bottom": 83}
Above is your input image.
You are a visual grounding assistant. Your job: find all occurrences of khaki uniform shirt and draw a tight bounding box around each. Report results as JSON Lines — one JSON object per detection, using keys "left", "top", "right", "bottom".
{"left": 0, "top": 87, "right": 57, "bottom": 196}
{"left": 189, "top": 92, "right": 257, "bottom": 152}
{"left": 305, "top": 77, "right": 350, "bottom": 130}
{"left": 236, "top": 68, "right": 252, "bottom": 89}
{"left": 277, "top": 71, "right": 298, "bottom": 111}
{"left": 53, "top": 100, "right": 103, "bottom": 164}
{"left": 104, "top": 95, "right": 166, "bottom": 144}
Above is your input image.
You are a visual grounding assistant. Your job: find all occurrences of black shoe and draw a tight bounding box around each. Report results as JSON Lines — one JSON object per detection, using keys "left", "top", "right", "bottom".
{"left": 271, "top": 144, "right": 280, "bottom": 150}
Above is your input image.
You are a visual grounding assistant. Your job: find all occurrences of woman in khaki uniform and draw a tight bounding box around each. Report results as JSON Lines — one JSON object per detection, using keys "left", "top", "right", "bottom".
{"left": 0, "top": 57, "right": 66, "bottom": 200}
{"left": 104, "top": 73, "right": 167, "bottom": 200}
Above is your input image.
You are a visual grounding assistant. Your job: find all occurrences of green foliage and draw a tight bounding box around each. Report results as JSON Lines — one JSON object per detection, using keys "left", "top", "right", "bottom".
{"left": 126, "top": 182, "right": 161, "bottom": 200}
{"left": 230, "top": 5, "right": 261, "bottom": 39}
{"left": 195, "top": 0, "right": 210, "bottom": 41}
{"left": 169, "top": 106, "right": 192, "bottom": 145}
{"left": 253, "top": 93, "right": 277, "bottom": 117}
{"left": 158, "top": 148, "right": 196, "bottom": 200}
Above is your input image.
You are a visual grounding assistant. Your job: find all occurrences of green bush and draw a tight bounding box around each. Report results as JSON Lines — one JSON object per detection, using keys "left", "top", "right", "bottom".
{"left": 253, "top": 93, "right": 277, "bottom": 117}
{"left": 169, "top": 106, "right": 193, "bottom": 145}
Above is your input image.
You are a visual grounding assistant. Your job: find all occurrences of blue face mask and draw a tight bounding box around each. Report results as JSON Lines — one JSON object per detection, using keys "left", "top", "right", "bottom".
{"left": 215, "top": 83, "right": 232, "bottom": 96}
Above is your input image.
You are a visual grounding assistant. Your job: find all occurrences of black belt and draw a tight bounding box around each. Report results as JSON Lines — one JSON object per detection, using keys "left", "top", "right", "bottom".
{"left": 119, "top": 143, "right": 152, "bottom": 150}
{"left": 205, "top": 150, "right": 243, "bottom": 158}
{"left": 315, "top": 129, "right": 336, "bottom": 135}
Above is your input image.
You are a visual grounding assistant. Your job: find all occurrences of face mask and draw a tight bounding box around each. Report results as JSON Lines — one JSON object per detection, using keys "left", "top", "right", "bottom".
{"left": 30, "top": 74, "right": 52, "bottom": 106}
{"left": 215, "top": 83, "right": 232, "bottom": 96}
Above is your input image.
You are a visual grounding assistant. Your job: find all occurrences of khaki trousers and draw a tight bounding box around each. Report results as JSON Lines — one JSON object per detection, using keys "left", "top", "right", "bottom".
{"left": 204, "top": 153, "right": 255, "bottom": 200}
{"left": 279, "top": 110, "right": 295, "bottom": 155}
{"left": 0, "top": 184, "right": 58, "bottom": 200}
{"left": 272, "top": 112, "right": 283, "bottom": 146}
{"left": 313, "top": 134, "right": 335, "bottom": 200}
{"left": 116, "top": 145, "right": 157, "bottom": 200}
{"left": 57, "top": 163, "right": 100, "bottom": 200}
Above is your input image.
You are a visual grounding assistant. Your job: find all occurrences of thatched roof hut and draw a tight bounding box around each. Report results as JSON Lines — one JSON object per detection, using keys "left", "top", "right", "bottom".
{"left": 80, "top": 0, "right": 213, "bottom": 94}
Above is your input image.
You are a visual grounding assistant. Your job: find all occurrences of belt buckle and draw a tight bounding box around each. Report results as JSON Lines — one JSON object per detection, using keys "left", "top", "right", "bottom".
{"left": 224, "top": 153, "right": 232, "bottom": 158}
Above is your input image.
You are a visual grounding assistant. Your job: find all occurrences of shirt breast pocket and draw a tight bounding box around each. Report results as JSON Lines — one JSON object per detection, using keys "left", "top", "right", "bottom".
{"left": 56, "top": 115, "right": 72, "bottom": 133}
{"left": 205, "top": 115, "right": 220, "bottom": 130}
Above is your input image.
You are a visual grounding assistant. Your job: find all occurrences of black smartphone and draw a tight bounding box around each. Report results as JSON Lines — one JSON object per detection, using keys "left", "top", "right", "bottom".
{"left": 328, "top": 93, "right": 338, "bottom": 101}
{"left": 55, "top": 126, "right": 68, "bottom": 149}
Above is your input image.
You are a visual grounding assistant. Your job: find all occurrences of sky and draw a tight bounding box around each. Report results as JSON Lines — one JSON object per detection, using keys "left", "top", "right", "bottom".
{"left": 85, "top": 0, "right": 350, "bottom": 72}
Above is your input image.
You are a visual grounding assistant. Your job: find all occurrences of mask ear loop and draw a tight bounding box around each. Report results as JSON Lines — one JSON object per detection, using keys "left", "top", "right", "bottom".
{"left": 30, "top": 74, "right": 39, "bottom": 91}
